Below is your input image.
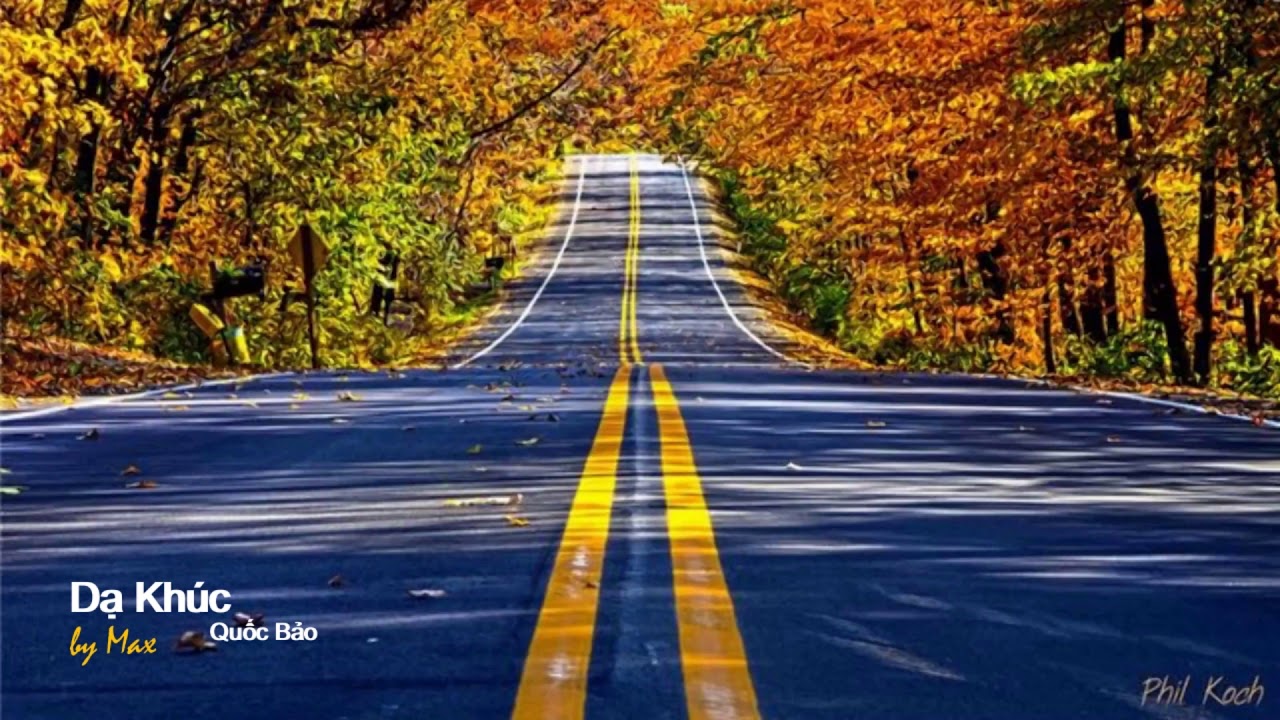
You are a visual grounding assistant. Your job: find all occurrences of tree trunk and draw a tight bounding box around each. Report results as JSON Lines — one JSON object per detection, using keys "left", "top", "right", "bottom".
{"left": 976, "top": 242, "right": 1014, "bottom": 344}
{"left": 1194, "top": 61, "right": 1222, "bottom": 384}
{"left": 139, "top": 104, "right": 173, "bottom": 245}
{"left": 1108, "top": 5, "right": 1192, "bottom": 382}
{"left": 71, "top": 67, "right": 111, "bottom": 248}
{"left": 1103, "top": 247, "right": 1119, "bottom": 335}
{"left": 1081, "top": 263, "right": 1108, "bottom": 344}
{"left": 1041, "top": 235, "right": 1057, "bottom": 373}
{"left": 1057, "top": 238, "right": 1082, "bottom": 336}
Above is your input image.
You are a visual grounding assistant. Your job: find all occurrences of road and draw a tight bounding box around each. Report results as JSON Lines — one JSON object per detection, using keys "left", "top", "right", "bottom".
{"left": 2, "top": 154, "right": 1278, "bottom": 720}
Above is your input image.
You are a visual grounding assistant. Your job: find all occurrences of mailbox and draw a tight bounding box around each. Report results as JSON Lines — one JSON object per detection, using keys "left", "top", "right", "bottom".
{"left": 212, "top": 264, "right": 266, "bottom": 300}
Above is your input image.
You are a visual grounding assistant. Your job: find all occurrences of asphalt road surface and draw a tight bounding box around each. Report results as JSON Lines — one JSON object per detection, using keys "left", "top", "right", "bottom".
{"left": 2, "top": 154, "right": 1278, "bottom": 720}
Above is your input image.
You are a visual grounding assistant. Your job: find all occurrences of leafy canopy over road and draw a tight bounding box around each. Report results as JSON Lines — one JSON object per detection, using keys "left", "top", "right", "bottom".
{"left": 2, "top": 0, "right": 1278, "bottom": 397}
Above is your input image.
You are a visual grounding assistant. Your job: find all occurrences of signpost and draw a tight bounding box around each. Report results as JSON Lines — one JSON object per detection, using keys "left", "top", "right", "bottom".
{"left": 289, "top": 223, "right": 328, "bottom": 370}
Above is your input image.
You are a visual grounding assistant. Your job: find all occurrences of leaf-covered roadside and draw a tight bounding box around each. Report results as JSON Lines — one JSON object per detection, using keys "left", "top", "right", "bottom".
{"left": 0, "top": 335, "right": 223, "bottom": 402}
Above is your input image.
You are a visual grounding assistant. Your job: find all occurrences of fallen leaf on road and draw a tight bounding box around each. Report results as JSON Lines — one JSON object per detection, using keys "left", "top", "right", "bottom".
{"left": 292, "top": 392, "right": 310, "bottom": 400}
{"left": 516, "top": 437, "right": 540, "bottom": 447}
{"left": 407, "top": 588, "right": 447, "bottom": 600}
{"left": 444, "top": 494, "right": 522, "bottom": 508}
{"left": 467, "top": 444, "right": 483, "bottom": 455}
{"left": 327, "top": 575, "right": 346, "bottom": 588}
{"left": 167, "top": 405, "right": 189, "bottom": 412}
{"left": 785, "top": 461, "right": 803, "bottom": 471}
{"left": 233, "top": 612, "right": 265, "bottom": 627}
{"left": 176, "top": 631, "right": 217, "bottom": 653}
{"left": 1106, "top": 435, "right": 1123, "bottom": 443}
{"left": 337, "top": 391, "right": 362, "bottom": 402}
{"left": 226, "top": 393, "right": 238, "bottom": 399}
{"left": 78, "top": 428, "right": 100, "bottom": 440}
{"left": 242, "top": 401, "right": 259, "bottom": 408}
{"left": 865, "top": 420, "right": 887, "bottom": 429}
{"left": 121, "top": 465, "right": 141, "bottom": 476}
{"left": 290, "top": 403, "right": 302, "bottom": 411}
{"left": 162, "top": 392, "right": 181, "bottom": 399}
{"left": 0, "top": 486, "right": 28, "bottom": 496}
{"left": 505, "top": 515, "right": 530, "bottom": 527}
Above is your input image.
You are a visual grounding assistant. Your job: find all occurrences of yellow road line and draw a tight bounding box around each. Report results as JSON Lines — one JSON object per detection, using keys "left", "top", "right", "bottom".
{"left": 650, "top": 364, "right": 761, "bottom": 720}
{"left": 618, "top": 155, "right": 643, "bottom": 364}
{"left": 511, "top": 366, "right": 631, "bottom": 720}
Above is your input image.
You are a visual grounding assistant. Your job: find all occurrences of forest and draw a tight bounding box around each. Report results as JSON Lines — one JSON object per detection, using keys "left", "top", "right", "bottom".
{"left": 3, "top": 0, "right": 1279, "bottom": 398}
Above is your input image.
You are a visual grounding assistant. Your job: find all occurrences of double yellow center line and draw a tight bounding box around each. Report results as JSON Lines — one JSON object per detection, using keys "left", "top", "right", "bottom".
{"left": 619, "top": 155, "right": 643, "bottom": 365}
{"left": 513, "top": 157, "right": 759, "bottom": 719}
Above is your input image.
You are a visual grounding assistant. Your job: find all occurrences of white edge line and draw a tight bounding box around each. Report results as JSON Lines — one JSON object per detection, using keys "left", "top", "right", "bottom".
{"left": 450, "top": 157, "right": 590, "bottom": 369}
{"left": 678, "top": 157, "right": 808, "bottom": 368}
{"left": 0, "top": 372, "right": 290, "bottom": 424}
{"left": 676, "top": 157, "right": 1271, "bottom": 430}
{"left": 975, "top": 373, "right": 1280, "bottom": 430}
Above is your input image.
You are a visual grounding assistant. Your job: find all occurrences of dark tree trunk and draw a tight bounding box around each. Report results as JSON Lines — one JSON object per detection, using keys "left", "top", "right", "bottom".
{"left": 71, "top": 67, "right": 111, "bottom": 248}
{"left": 56, "top": 0, "right": 85, "bottom": 34}
{"left": 1081, "top": 259, "right": 1108, "bottom": 343}
{"left": 1194, "top": 60, "right": 1223, "bottom": 384}
{"left": 1057, "top": 238, "right": 1082, "bottom": 336}
{"left": 1243, "top": 293, "right": 1259, "bottom": 354}
{"left": 976, "top": 242, "right": 1014, "bottom": 344}
{"left": 139, "top": 104, "right": 173, "bottom": 245}
{"left": 1108, "top": 5, "right": 1192, "bottom": 382}
{"left": 1041, "top": 235, "right": 1057, "bottom": 373}
{"left": 1103, "top": 247, "right": 1119, "bottom": 335}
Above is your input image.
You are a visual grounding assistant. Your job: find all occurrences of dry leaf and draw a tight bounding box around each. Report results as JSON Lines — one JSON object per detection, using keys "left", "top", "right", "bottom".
{"left": 505, "top": 515, "right": 530, "bottom": 527}
{"left": 0, "top": 486, "right": 28, "bottom": 496}
{"left": 337, "top": 391, "right": 362, "bottom": 402}
{"left": 516, "top": 437, "right": 540, "bottom": 447}
{"left": 233, "top": 612, "right": 265, "bottom": 627}
{"left": 467, "top": 444, "right": 483, "bottom": 455}
{"left": 785, "top": 461, "right": 803, "bottom": 471}
{"left": 175, "top": 631, "right": 217, "bottom": 653}
{"left": 865, "top": 420, "right": 887, "bottom": 429}
{"left": 120, "top": 464, "right": 141, "bottom": 476}
{"left": 167, "top": 405, "right": 190, "bottom": 412}
{"left": 1106, "top": 435, "right": 1122, "bottom": 444}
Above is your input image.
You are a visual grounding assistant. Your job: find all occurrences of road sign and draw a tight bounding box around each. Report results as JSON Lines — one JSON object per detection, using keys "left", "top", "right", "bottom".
{"left": 289, "top": 225, "right": 329, "bottom": 273}
{"left": 291, "top": 223, "right": 325, "bottom": 370}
